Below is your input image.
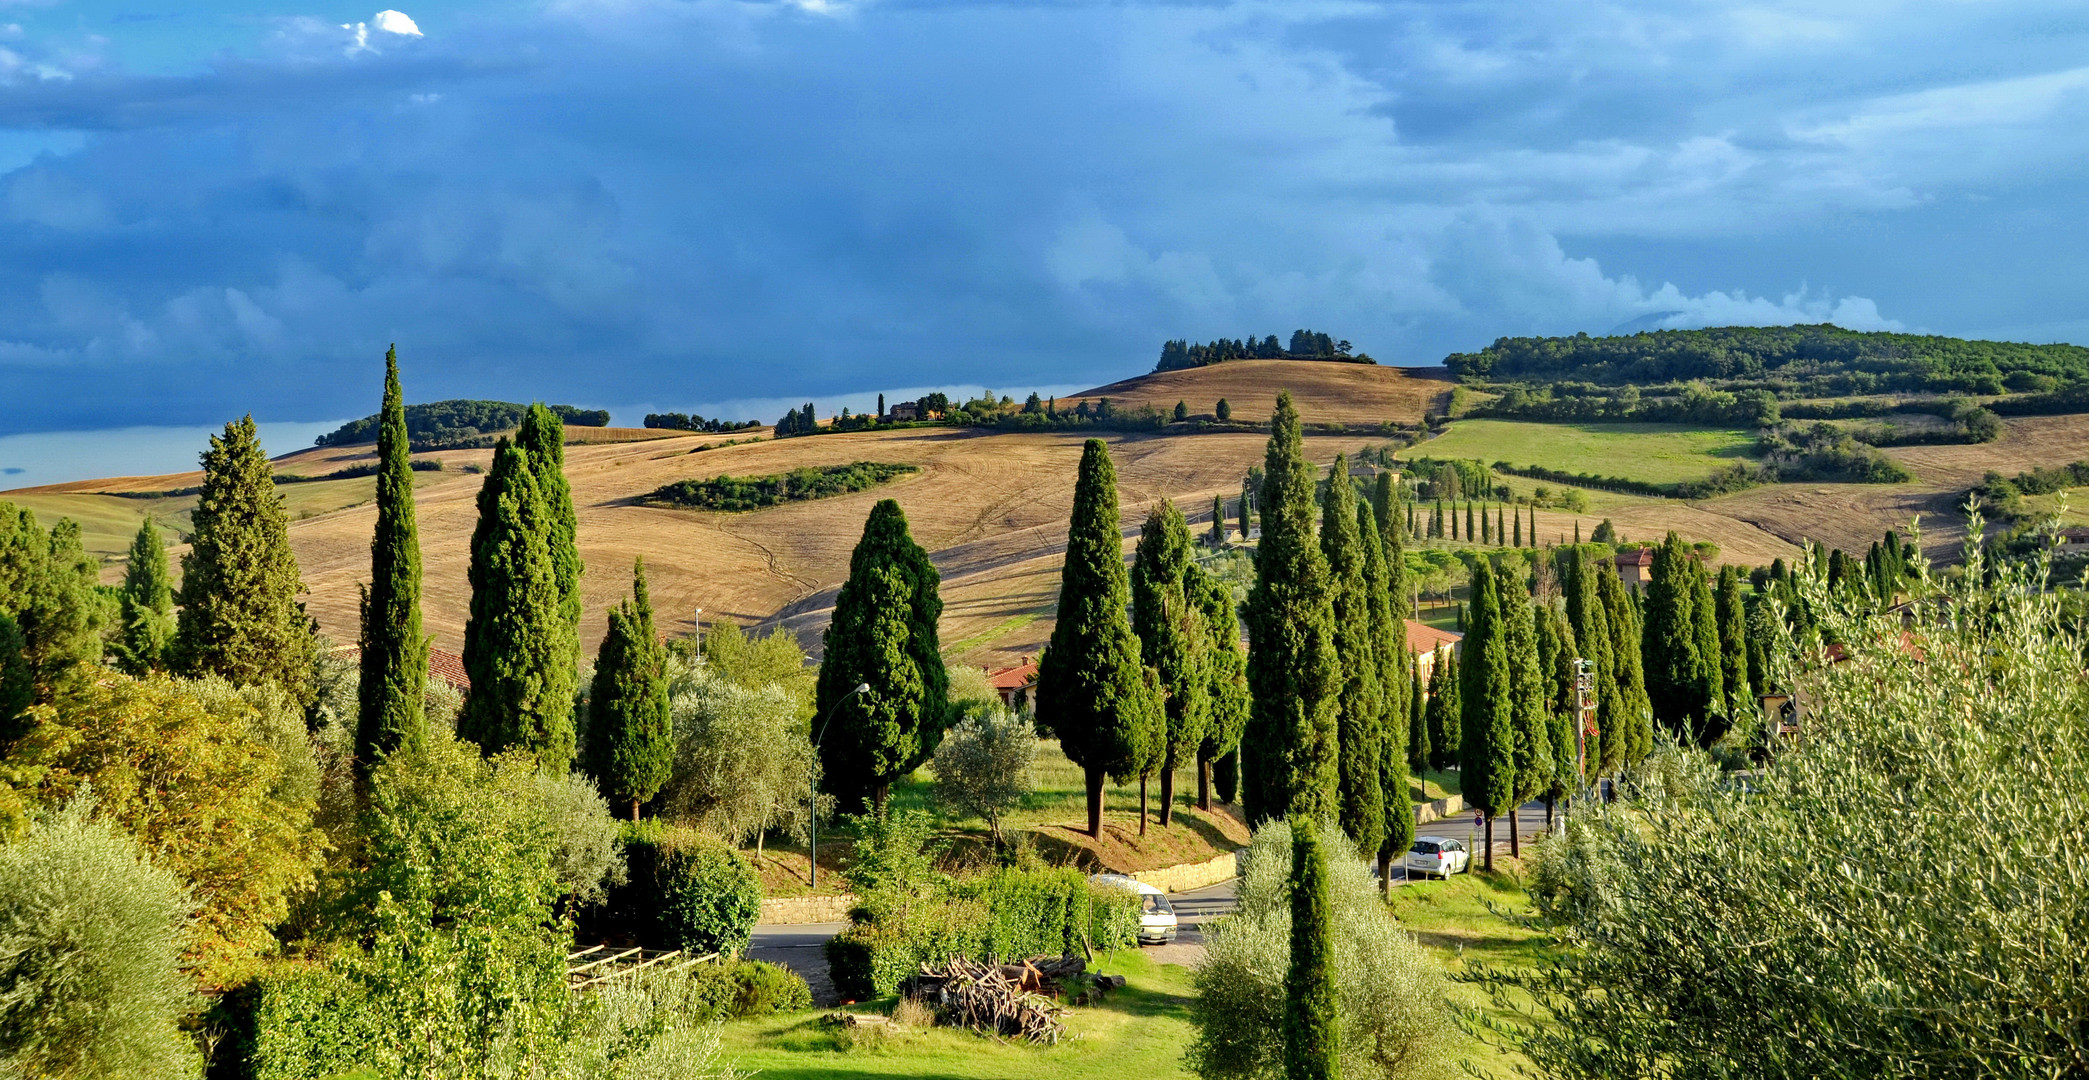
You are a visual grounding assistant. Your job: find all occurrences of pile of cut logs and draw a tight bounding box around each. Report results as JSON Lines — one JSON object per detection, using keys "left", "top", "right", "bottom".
{"left": 900, "top": 955, "right": 1126, "bottom": 1045}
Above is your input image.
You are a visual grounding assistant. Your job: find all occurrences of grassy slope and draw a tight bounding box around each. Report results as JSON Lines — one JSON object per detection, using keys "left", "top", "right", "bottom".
{"left": 1387, "top": 865, "right": 1549, "bottom": 1074}
{"left": 721, "top": 949, "right": 1199, "bottom": 1080}
{"left": 1415, "top": 420, "right": 1758, "bottom": 486}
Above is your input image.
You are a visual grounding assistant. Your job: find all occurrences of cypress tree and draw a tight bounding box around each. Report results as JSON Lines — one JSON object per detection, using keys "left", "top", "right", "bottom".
{"left": 1370, "top": 472, "right": 1398, "bottom": 543}
{"left": 1432, "top": 501, "right": 1444, "bottom": 540}
{"left": 1424, "top": 648, "right": 1458, "bottom": 773}
{"left": 459, "top": 441, "right": 575, "bottom": 772}
{"left": 1322, "top": 457, "right": 1385, "bottom": 857}
{"left": 1132, "top": 500, "right": 1208, "bottom": 830}
{"left": 1496, "top": 504, "right": 1506, "bottom": 546}
{"left": 1191, "top": 565, "right": 1249, "bottom": 810}
{"left": 1407, "top": 654, "right": 1428, "bottom": 774}
{"left": 1538, "top": 603, "right": 1580, "bottom": 828}
{"left": 1574, "top": 520, "right": 1582, "bottom": 545}
{"left": 1714, "top": 565, "right": 1750, "bottom": 719}
{"left": 1465, "top": 502, "right": 1476, "bottom": 542}
{"left": 818, "top": 499, "right": 949, "bottom": 814}
{"left": 110, "top": 518, "right": 174, "bottom": 676}
{"left": 1372, "top": 472, "right": 1412, "bottom": 619}
{"left": 1242, "top": 393, "right": 1340, "bottom": 825}
{"left": 1038, "top": 441, "right": 1161, "bottom": 838}
{"left": 1359, "top": 505, "right": 1413, "bottom": 886}
{"left": 1481, "top": 504, "right": 1492, "bottom": 545}
{"left": 1282, "top": 817, "right": 1339, "bottom": 1080}
{"left": 1562, "top": 551, "right": 1614, "bottom": 778}
{"left": 1460, "top": 558, "right": 1515, "bottom": 871}
{"left": 0, "top": 509, "right": 101, "bottom": 718}
{"left": 1643, "top": 532, "right": 1707, "bottom": 742}
{"left": 1744, "top": 591, "right": 1777, "bottom": 698}
{"left": 1513, "top": 505, "right": 1523, "bottom": 548}
{"left": 172, "top": 416, "right": 316, "bottom": 705}
{"left": 1499, "top": 562, "right": 1551, "bottom": 858}
{"left": 588, "top": 558, "right": 673, "bottom": 819}
{"left": 1210, "top": 494, "right": 1229, "bottom": 546}
{"left": 517, "top": 404, "right": 583, "bottom": 681}
{"left": 1688, "top": 559, "right": 1727, "bottom": 744}
{"left": 356, "top": 346, "right": 428, "bottom": 777}
{"left": 1407, "top": 500, "right": 1417, "bottom": 539}
{"left": 1597, "top": 566, "right": 1652, "bottom": 768}
{"left": 1239, "top": 476, "right": 1254, "bottom": 539}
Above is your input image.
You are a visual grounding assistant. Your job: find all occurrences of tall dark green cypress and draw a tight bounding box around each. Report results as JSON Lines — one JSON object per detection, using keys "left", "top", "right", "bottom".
{"left": 1561, "top": 550, "right": 1614, "bottom": 777}
{"left": 1643, "top": 532, "right": 1710, "bottom": 742}
{"left": 1499, "top": 562, "right": 1551, "bottom": 858}
{"left": 1538, "top": 603, "right": 1580, "bottom": 825}
{"left": 1496, "top": 504, "right": 1506, "bottom": 546}
{"left": 1425, "top": 648, "right": 1459, "bottom": 773}
{"left": 517, "top": 404, "right": 583, "bottom": 648}
{"left": 1513, "top": 505, "right": 1523, "bottom": 548}
{"left": 1322, "top": 456, "right": 1385, "bottom": 857}
{"left": 1714, "top": 565, "right": 1750, "bottom": 719}
{"left": 588, "top": 559, "right": 673, "bottom": 819}
{"left": 1372, "top": 472, "right": 1411, "bottom": 619}
{"left": 1358, "top": 505, "right": 1412, "bottom": 885}
{"left": 173, "top": 416, "right": 316, "bottom": 705}
{"left": 1132, "top": 500, "right": 1207, "bottom": 829}
{"left": 1239, "top": 475, "right": 1254, "bottom": 539}
{"left": 1597, "top": 567, "right": 1652, "bottom": 767}
{"left": 1210, "top": 494, "right": 1229, "bottom": 546}
{"left": 1282, "top": 817, "right": 1339, "bottom": 1080}
{"left": 818, "top": 499, "right": 949, "bottom": 814}
{"left": 1460, "top": 558, "right": 1515, "bottom": 871}
{"left": 460, "top": 441, "right": 575, "bottom": 772}
{"left": 1243, "top": 393, "right": 1340, "bottom": 825}
{"left": 1688, "top": 559, "right": 1727, "bottom": 744}
{"left": 1407, "top": 654, "right": 1428, "bottom": 775}
{"left": 1037, "top": 441, "right": 1161, "bottom": 838}
{"left": 110, "top": 518, "right": 173, "bottom": 676}
{"left": 1481, "top": 504, "right": 1492, "bottom": 545}
{"left": 356, "top": 346, "right": 429, "bottom": 777}
{"left": 1190, "top": 565, "right": 1249, "bottom": 810}
{"left": 1466, "top": 502, "right": 1476, "bottom": 542}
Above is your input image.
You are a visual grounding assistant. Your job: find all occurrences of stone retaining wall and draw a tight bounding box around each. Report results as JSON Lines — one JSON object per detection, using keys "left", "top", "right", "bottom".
{"left": 757, "top": 895, "right": 856, "bottom": 925}
{"left": 1414, "top": 793, "right": 1465, "bottom": 825}
{"left": 1130, "top": 850, "right": 1243, "bottom": 893}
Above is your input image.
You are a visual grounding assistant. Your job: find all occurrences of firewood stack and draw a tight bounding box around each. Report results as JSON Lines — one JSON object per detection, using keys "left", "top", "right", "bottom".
{"left": 901, "top": 955, "right": 1118, "bottom": 1044}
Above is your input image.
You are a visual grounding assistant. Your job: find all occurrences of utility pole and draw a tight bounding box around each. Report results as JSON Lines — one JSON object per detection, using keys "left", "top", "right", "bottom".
{"left": 1570, "top": 658, "right": 1596, "bottom": 829}
{"left": 808, "top": 682, "right": 871, "bottom": 888}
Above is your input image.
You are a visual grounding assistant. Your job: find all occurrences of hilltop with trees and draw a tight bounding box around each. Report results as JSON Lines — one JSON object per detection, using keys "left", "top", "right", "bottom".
{"left": 316, "top": 399, "right": 609, "bottom": 450}
{"left": 1156, "top": 329, "right": 1376, "bottom": 372}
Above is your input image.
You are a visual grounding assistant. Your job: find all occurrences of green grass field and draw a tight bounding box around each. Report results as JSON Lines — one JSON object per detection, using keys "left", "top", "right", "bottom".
{"left": 721, "top": 950, "right": 1199, "bottom": 1080}
{"left": 1387, "top": 866, "right": 1551, "bottom": 1073}
{"left": 1415, "top": 420, "right": 1758, "bottom": 487}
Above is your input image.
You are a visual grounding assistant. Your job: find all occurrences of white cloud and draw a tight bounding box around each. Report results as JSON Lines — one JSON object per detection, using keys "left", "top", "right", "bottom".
{"left": 372, "top": 10, "right": 422, "bottom": 37}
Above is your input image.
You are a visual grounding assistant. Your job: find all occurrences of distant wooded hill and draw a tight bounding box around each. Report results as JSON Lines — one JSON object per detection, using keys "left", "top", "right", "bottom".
{"left": 1444, "top": 324, "right": 2089, "bottom": 396}
{"left": 315, "top": 400, "right": 610, "bottom": 450}
{"left": 1155, "top": 329, "right": 1375, "bottom": 372}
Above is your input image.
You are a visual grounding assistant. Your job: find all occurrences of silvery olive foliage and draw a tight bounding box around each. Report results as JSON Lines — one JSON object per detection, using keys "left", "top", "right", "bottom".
{"left": 931, "top": 704, "right": 1037, "bottom": 843}
{"left": 1496, "top": 514, "right": 2089, "bottom": 1079}
{"left": 1188, "top": 816, "right": 1447, "bottom": 1080}
{"left": 660, "top": 661, "right": 824, "bottom": 847}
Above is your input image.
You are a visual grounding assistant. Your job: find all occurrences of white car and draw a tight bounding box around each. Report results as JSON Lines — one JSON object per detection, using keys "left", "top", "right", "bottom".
{"left": 1404, "top": 836, "right": 1470, "bottom": 880}
{"left": 1091, "top": 873, "right": 1178, "bottom": 944}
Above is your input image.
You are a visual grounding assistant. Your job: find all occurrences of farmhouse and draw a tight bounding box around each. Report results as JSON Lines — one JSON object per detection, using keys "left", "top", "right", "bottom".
{"left": 887, "top": 401, "right": 920, "bottom": 422}
{"left": 985, "top": 659, "right": 1038, "bottom": 712}
{"left": 2058, "top": 526, "right": 2089, "bottom": 554}
{"left": 1405, "top": 620, "right": 1462, "bottom": 684}
{"left": 1614, "top": 547, "right": 1655, "bottom": 588}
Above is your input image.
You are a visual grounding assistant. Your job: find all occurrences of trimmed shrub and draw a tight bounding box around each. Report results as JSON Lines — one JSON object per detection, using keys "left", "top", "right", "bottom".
{"left": 965, "top": 867, "right": 1088, "bottom": 960}
{"left": 827, "top": 896, "right": 989, "bottom": 1000}
{"left": 603, "top": 822, "right": 762, "bottom": 956}
{"left": 1088, "top": 881, "right": 1143, "bottom": 952}
{"left": 724, "top": 959, "right": 813, "bottom": 1016}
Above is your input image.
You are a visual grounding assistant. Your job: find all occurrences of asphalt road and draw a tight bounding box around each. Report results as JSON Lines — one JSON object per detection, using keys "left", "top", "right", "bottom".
{"left": 749, "top": 799, "right": 1568, "bottom": 984}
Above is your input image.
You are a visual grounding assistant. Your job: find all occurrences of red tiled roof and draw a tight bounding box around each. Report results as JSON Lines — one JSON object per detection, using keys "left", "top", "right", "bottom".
{"left": 985, "top": 661, "right": 1038, "bottom": 690}
{"left": 1614, "top": 548, "right": 1655, "bottom": 567}
{"left": 429, "top": 649, "right": 471, "bottom": 692}
{"left": 1405, "top": 620, "right": 1462, "bottom": 654}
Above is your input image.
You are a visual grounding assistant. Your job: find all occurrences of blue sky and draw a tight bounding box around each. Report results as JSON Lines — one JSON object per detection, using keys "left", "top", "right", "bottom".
{"left": 0, "top": 0, "right": 2085, "bottom": 434}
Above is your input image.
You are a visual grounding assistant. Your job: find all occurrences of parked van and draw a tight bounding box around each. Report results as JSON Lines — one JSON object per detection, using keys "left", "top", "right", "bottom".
{"left": 1090, "top": 873, "right": 1178, "bottom": 945}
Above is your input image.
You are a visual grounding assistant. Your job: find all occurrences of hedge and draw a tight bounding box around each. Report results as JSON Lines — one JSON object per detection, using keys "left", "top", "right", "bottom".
{"left": 588, "top": 823, "right": 762, "bottom": 956}
{"left": 825, "top": 868, "right": 1146, "bottom": 1000}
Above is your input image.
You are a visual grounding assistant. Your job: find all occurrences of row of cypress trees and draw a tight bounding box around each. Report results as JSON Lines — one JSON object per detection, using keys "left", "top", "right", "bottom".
{"left": 1416, "top": 499, "right": 1542, "bottom": 547}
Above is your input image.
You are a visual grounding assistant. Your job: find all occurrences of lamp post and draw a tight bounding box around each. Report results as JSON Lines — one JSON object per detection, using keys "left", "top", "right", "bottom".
{"left": 693, "top": 607, "right": 702, "bottom": 651}
{"left": 808, "top": 682, "right": 871, "bottom": 889}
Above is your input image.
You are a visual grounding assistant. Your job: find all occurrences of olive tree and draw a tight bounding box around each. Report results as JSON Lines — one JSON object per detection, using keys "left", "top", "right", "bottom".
{"left": 931, "top": 704, "right": 1036, "bottom": 844}
{"left": 659, "top": 663, "right": 821, "bottom": 853}
{"left": 1188, "top": 817, "right": 1447, "bottom": 1080}
{"left": 1495, "top": 518, "right": 2089, "bottom": 1080}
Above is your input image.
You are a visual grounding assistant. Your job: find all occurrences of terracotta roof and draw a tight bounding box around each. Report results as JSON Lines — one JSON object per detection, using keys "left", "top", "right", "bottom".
{"left": 1405, "top": 620, "right": 1463, "bottom": 654}
{"left": 1614, "top": 548, "right": 1655, "bottom": 567}
{"left": 429, "top": 649, "right": 471, "bottom": 692}
{"left": 985, "top": 661, "right": 1038, "bottom": 690}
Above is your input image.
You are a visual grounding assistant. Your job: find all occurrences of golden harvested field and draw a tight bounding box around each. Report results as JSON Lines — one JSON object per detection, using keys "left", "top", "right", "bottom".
{"left": 1067, "top": 359, "right": 1450, "bottom": 426}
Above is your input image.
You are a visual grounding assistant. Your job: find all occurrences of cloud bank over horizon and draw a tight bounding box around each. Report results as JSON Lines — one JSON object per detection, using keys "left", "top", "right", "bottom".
{"left": 0, "top": 0, "right": 2084, "bottom": 433}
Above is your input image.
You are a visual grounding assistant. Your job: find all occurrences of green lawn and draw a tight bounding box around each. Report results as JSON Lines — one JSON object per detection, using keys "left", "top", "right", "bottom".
{"left": 1388, "top": 866, "right": 1553, "bottom": 1074}
{"left": 721, "top": 950, "right": 1198, "bottom": 1080}
{"left": 1415, "top": 420, "right": 1758, "bottom": 487}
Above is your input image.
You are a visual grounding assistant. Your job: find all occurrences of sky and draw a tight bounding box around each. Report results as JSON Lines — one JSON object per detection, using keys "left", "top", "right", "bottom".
{"left": 0, "top": 0, "right": 2085, "bottom": 435}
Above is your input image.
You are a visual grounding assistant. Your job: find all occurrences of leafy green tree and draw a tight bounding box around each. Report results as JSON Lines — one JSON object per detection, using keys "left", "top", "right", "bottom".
{"left": 1596, "top": 565, "right": 1652, "bottom": 769}
{"left": 588, "top": 559, "right": 674, "bottom": 819}
{"left": 1191, "top": 565, "right": 1249, "bottom": 810}
{"left": 1498, "top": 562, "right": 1551, "bottom": 858}
{"left": 1132, "top": 500, "right": 1208, "bottom": 829}
{"left": 1174, "top": 400, "right": 1191, "bottom": 422}
{"left": 1, "top": 506, "right": 107, "bottom": 712}
{"left": 110, "top": 519, "right": 174, "bottom": 676}
{"left": 1244, "top": 393, "right": 1340, "bottom": 825}
{"left": 662, "top": 666, "right": 820, "bottom": 850}
{"left": 358, "top": 346, "right": 429, "bottom": 778}
{"left": 1216, "top": 398, "right": 1233, "bottom": 422}
{"left": 460, "top": 441, "right": 577, "bottom": 773}
{"left": 1321, "top": 456, "right": 1385, "bottom": 857}
{"left": 1038, "top": 441, "right": 1162, "bottom": 838}
{"left": 1358, "top": 506, "right": 1414, "bottom": 885}
{"left": 932, "top": 705, "right": 1035, "bottom": 845}
{"left": 0, "top": 799, "right": 199, "bottom": 1079}
{"left": 1282, "top": 817, "right": 1340, "bottom": 1080}
{"left": 1460, "top": 558, "right": 1515, "bottom": 871}
{"left": 1643, "top": 532, "right": 1718, "bottom": 743}
{"left": 818, "top": 499, "right": 949, "bottom": 814}
{"left": 172, "top": 417, "right": 316, "bottom": 705}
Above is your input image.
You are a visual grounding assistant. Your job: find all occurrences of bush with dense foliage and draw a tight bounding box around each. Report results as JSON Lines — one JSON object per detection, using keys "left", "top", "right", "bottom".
{"left": 643, "top": 412, "right": 761, "bottom": 433}
{"left": 658, "top": 664, "right": 818, "bottom": 849}
{"left": 1187, "top": 817, "right": 1445, "bottom": 1080}
{"left": 1492, "top": 522, "right": 2089, "bottom": 1079}
{"left": 931, "top": 703, "right": 1036, "bottom": 843}
{"left": 602, "top": 821, "right": 762, "bottom": 956}
{"left": 315, "top": 400, "right": 608, "bottom": 449}
{"left": 0, "top": 799, "right": 199, "bottom": 1079}
{"left": 643, "top": 462, "right": 919, "bottom": 512}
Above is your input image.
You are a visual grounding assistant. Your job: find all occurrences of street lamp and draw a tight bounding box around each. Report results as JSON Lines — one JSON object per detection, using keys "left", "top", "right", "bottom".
{"left": 693, "top": 607, "right": 702, "bottom": 650}
{"left": 808, "top": 682, "right": 872, "bottom": 888}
